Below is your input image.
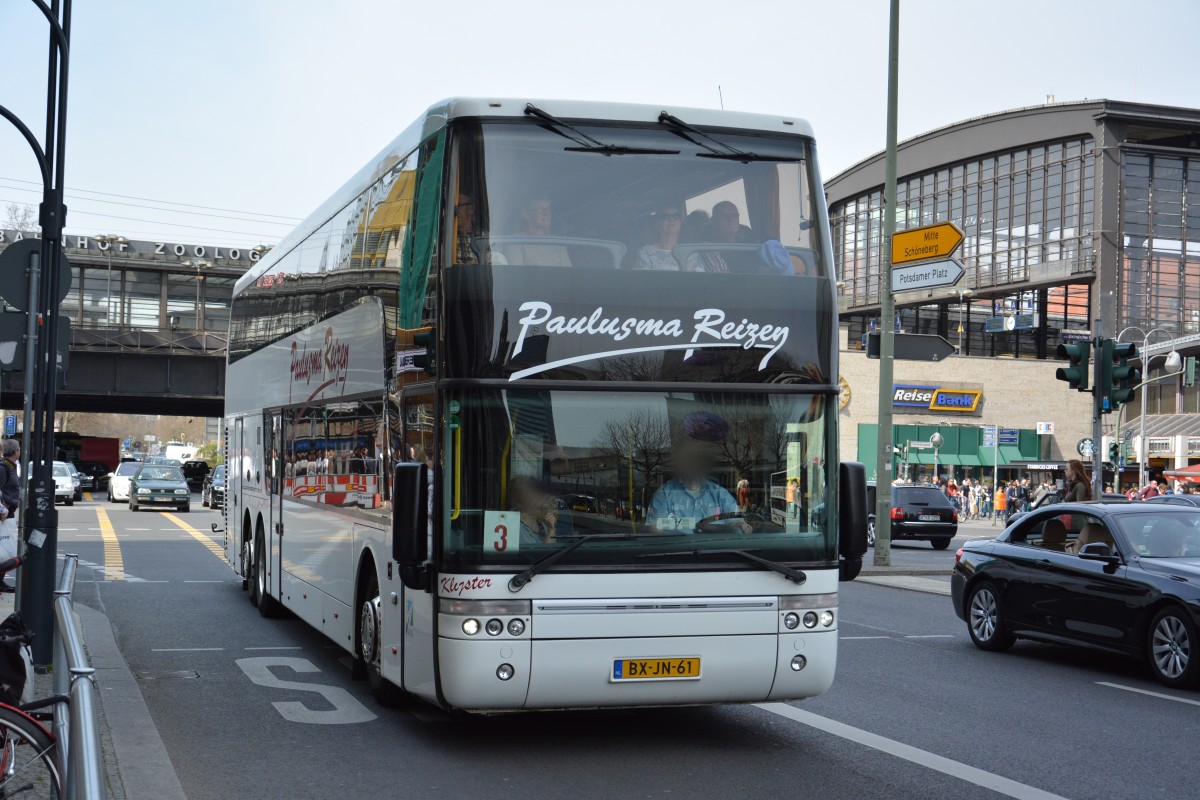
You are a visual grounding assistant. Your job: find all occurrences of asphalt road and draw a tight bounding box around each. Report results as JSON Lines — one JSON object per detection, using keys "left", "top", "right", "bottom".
{"left": 55, "top": 495, "right": 1199, "bottom": 800}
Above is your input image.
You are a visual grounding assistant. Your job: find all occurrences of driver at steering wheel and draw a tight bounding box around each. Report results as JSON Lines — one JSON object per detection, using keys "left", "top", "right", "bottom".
{"left": 650, "top": 440, "right": 752, "bottom": 534}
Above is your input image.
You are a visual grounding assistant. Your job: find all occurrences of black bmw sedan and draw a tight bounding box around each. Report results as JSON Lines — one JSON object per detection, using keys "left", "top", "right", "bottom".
{"left": 951, "top": 502, "right": 1200, "bottom": 688}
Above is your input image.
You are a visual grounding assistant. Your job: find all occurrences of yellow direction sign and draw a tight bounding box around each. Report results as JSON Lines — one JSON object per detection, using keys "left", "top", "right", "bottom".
{"left": 891, "top": 222, "right": 964, "bottom": 266}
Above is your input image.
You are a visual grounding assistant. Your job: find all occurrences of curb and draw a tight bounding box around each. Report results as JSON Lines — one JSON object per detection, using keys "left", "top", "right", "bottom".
{"left": 858, "top": 568, "right": 950, "bottom": 577}
{"left": 77, "top": 603, "right": 187, "bottom": 800}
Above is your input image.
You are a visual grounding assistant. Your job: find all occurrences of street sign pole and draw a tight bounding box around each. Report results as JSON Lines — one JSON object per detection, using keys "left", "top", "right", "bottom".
{"left": 1091, "top": 328, "right": 1104, "bottom": 500}
{"left": 873, "top": 0, "right": 900, "bottom": 567}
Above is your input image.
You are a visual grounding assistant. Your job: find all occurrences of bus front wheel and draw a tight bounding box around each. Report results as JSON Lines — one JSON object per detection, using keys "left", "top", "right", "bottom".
{"left": 358, "top": 572, "right": 405, "bottom": 707}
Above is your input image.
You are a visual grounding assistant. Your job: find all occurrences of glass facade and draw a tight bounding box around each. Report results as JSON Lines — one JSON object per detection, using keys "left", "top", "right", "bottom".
{"left": 1119, "top": 151, "right": 1200, "bottom": 336}
{"left": 832, "top": 137, "right": 1095, "bottom": 359}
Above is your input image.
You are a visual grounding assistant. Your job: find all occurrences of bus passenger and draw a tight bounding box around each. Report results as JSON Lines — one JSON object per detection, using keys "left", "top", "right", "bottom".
{"left": 510, "top": 478, "right": 561, "bottom": 545}
{"left": 635, "top": 205, "right": 683, "bottom": 270}
{"left": 685, "top": 201, "right": 753, "bottom": 272}
{"left": 650, "top": 440, "right": 751, "bottom": 534}
{"left": 495, "top": 196, "right": 572, "bottom": 267}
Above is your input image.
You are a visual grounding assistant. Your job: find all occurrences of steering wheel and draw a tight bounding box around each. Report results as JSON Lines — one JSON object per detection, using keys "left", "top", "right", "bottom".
{"left": 694, "top": 512, "right": 762, "bottom": 534}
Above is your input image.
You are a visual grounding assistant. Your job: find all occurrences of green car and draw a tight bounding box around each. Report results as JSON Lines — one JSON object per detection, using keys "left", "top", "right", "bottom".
{"left": 129, "top": 465, "right": 191, "bottom": 513}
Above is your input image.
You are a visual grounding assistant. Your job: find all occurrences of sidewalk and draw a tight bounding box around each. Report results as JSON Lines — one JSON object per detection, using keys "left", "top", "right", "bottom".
{"left": 0, "top": 588, "right": 185, "bottom": 799}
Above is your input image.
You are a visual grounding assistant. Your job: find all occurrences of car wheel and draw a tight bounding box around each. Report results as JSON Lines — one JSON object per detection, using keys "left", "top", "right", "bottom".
{"left": 1147, "top": 606, "right": 1199, "bottom": 688}
{"left": 179, "top": 504, "right": 190, "bottom": 513}
{"left": 130, "top": 501, "right": 138, "bottom": 512}
{"left": 201, "top": 494, "right": 209, "bottom": 508}
{"left": 965, "top": 581, "right": 1015, "bottom": 652}
{"left": 65, "top": 497, "right": 73, "bottom": 507}
{"left": 930, "top": 538, "right": 952, "bottom": 550}
{"left": 866, "top": 517, "right": 876, "bottom": 547}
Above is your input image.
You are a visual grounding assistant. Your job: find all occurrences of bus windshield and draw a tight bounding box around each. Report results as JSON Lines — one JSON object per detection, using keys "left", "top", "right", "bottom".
{"left": 442, "top": 389, "right": 835, "bottom": 569}
{"left": 451, "top": 120, "right": 822, "bottom": 275}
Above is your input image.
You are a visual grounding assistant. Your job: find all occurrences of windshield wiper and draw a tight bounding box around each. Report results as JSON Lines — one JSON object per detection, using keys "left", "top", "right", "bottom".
{"left": 657, "top": 111, "right": 800, "bottom": 163}
{"left": 508, "top": 532, "right": 638, "bottom": 592}
{"left": 637, "top": 547, "right": 807, "bottom": 585}
{"left": 525, "top": 103, "right": 679, "bottom": 156}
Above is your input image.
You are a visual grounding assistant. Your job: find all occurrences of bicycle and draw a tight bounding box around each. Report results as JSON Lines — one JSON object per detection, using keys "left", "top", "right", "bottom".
{"left": 0, "top": 555, "right": 63, "bottom": 798}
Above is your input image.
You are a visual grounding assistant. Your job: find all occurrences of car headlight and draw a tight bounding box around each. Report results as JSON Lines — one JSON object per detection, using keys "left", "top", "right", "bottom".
{"left": 137, "top": 487, "right": 150, "bottom": 494}
{"left": 175, "top": 489, "right": 188, "bottom": 494}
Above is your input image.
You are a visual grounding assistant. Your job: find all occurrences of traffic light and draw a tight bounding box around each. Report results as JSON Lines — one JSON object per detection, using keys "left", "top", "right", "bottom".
{"left": 1108, "top": 442, "right": 1119, "bottom": 462}
{"left": 1055, "top": 342, "right": 1090, "bottom": 392}
{"left": 1105, "top": 340, "right": 1140, "bottom": 410}
{"left": 411, "top": 328, "right": 437, "bottom": 376}
{"left": 1185, "top": 356, "right": 1197, "bottom": 388}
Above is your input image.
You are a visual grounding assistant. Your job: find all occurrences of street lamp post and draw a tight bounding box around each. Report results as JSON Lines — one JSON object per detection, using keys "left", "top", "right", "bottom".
{"left": 955, "top": 289, "right": 973, "bottom": 354}
{"left": 93, "top": 234, "right": 128, "bottom": 326}
{"left": 930, "top": 431, "right": 944, "bottom": 483}
{"left": 181, "top": 259, "right": 212, "bottom": 331}
{"left": 1117, "top": 326, "right": 1176, "bottom": 489}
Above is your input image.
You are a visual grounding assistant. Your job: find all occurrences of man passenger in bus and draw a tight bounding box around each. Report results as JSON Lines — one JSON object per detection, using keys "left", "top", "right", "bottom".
{"left": 650, "top": 440, "right": 752, "bottom": 534}
{"left": 454, "top": 193, "right": 481, "bottom": 265}
{"left": 686, "top": 201, "right": 754, "bottom": 272}
{"left": 635, "top": 205, "right": 683, "bottom": 270}
{"left": 495, "top": 195, "right": 572, "bottom": 267}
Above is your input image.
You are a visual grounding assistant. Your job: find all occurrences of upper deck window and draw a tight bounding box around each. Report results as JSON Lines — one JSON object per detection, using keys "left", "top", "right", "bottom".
{"left": 451, "top": 121, "right": 823, "bottom": 275}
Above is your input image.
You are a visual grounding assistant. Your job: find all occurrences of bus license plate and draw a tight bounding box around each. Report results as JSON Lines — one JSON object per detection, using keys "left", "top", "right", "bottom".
{"left": 918, "top": 514, "right": 939, "bottom": 521}
{"left": 611, "top": 657, "right": 701, "bottom": 681}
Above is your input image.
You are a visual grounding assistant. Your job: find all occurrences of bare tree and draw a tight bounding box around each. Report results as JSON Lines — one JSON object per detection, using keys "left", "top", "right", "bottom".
{"left": 3, "top": 203, "right": 37, "bottom": 232}
{"left": 593, "top": 408, "right": 672, "bottom": 487}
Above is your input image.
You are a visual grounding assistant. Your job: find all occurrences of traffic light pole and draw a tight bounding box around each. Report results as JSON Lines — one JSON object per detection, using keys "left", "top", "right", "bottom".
{"left": 872, "top": 0, "right": 900, "bottom": 567}
{"left": 1091, "top": 330, "right": 1104, "bottom": 500}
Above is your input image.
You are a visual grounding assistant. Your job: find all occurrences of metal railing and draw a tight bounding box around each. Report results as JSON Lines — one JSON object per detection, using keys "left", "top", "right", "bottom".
{"left": 52, "top": 554, "right": 105, "bottom": 799}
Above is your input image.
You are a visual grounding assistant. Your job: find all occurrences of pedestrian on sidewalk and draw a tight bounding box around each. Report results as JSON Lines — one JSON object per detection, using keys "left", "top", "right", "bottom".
{"left": 1064, "top": 459, "right": 1092, "bottom": 502}
{"left": 0, "top": 441, "right": 20, "bottom": 586}
{"left": 981, "top": 483, "right": 992, "bottom": 518}
{"left": 993, "top": 482, "right": 1007, "bottom": 526}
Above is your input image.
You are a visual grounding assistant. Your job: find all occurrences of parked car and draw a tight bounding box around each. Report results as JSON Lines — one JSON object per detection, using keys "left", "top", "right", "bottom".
{"left": 866, "top": 482, "right": 957, "bottom": 549}
{"left": 129, "top": 465, "right": 191, "bottom": 513}
{"left": 62, "top": 462, "right": 83, "bottom": 502}
{"left": 51, "top": 461, "right": 74, "bottom": 506}
{"left": 1005, "top": 488, "right": 1128, "bottom": 526}
{"left": 73, "top": 461, "right": 111, "bottom": 492}
{"left": 182, "top": 460, "right": 211, "bottom": 489}
{"left": 202, "top": 464, "right": 225, "bottom": 509}
{"left": 952, "top": 501, "right": 1200, "bottom": 687}
{"left": 107, "top": 461, "right": 143, "bottom": 503}
{"left": 1144, "top": 493, "right": 1200, "bottom": 507}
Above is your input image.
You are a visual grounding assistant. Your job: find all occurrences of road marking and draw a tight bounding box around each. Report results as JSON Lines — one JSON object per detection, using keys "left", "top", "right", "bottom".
{"left": 245, "top": 646, "right": 303, "bottom": 651}
{"left": 1097, "top": 681, "right": 1200, "bottom": 707}
{"left": 183, "top": 580, "right": 222, "bottom": 583}
{"left": 840, "top": 636, "right": 892, "bottom": 640}
{"left": 126, "top": 528, "right": 150, "bottom": 531}
{"left": 161, "top": 512, "right": 226, "bottom": 562}
{"left": 96, "top": 506, "right": 124, "bottom": 582}
{"left": 152, "top": 648, "right": 225, "bottom": 652}
{"left": 904, "top": 634, "right": 956, "bottom": 639}
{"left": 236, "top": 657, "right": 377, "bottom": 725}
{"left": 756, "top": 703, "right": 1069, "bottom": 800}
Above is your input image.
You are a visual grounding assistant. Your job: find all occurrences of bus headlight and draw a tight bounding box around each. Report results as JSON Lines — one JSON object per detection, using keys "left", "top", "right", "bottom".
{"left": 820, "top": 610, "right": 835, "bottom": 627}
{"left": 507, "top": 618, "right": 526, "bottom": 636}
{"left": 783, "top": 612, "right": 800, "bottom": 630}
{"left": 485, "top": 619, "right": 503, "bottom": 636}
{"left": 496, "top": 663, "right": 515, "bottom": 681}
{"left": 461, "top": 619, "right": 480, "bottom": 636}
{"left": 802, "top": 612, "right": 819, "bottom": 629}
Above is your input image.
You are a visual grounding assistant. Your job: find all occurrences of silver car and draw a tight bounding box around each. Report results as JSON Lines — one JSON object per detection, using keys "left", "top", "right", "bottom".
{"left": 107, "top": 462, "right": 141, "bottom": 503}
{"left": 51, "top": 461, "right": 74, "bottom": 506}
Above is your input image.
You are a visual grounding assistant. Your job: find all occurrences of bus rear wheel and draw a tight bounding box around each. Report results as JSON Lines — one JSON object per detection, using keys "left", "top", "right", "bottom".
{"left": 358, "top": 572, "right": 404, "bottom": 707}
{"left": 255, "top": 531, "right": 283, "bottom": 618}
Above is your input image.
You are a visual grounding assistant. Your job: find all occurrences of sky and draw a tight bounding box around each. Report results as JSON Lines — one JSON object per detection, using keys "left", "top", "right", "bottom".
{"left": 2, "top": 0, "right": 1198, "bottom": 250}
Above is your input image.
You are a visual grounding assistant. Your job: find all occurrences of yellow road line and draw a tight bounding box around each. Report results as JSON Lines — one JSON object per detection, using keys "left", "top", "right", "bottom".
{"left": 95, "top": 506, "right": 124, "bottom": 581}
{"left": 83, "top": 491, "right": 92, "bottom": 501}
{"left": 162, "top": 513, "right": 226, "bottom": 561}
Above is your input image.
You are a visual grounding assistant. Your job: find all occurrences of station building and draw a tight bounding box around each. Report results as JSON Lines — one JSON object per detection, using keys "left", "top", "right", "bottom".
{"left": 826, "top": 99, "right": 1200, "bottom": 489}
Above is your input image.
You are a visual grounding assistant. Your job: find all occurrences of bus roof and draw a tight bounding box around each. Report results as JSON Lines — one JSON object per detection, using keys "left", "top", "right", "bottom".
{"left": 239, "top": 98, "right": 815, "bottom": 294}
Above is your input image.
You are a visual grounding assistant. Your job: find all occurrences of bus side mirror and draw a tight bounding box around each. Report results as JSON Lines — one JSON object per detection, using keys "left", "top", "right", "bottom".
{"left": 392, "top": 463, "right": 429, "bottom": 569}
{"left": 838, "top": 461, "right": 868, "bottom": 582}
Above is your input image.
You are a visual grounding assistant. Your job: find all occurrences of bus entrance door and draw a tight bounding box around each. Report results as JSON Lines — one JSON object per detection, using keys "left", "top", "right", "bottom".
{"left": 398, "top": 389, "right": 437, "bottom": 698}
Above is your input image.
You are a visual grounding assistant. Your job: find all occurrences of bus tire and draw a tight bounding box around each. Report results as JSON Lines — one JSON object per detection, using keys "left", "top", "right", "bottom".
{"left": 256, "top": 530, "right": 283, "bottom": 618}
{"left": 358, "top": 571, "right": 405, "bottom": 707}
{"left": 240, "top": 538, "right": 251, "bottom": 591}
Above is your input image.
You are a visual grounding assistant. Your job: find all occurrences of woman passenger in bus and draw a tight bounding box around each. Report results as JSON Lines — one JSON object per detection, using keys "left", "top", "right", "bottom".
{"left": 635, "top": 205, "right": 683, "bottom": 270}
{"left": 510, "top": 478, "right": 561, "bottom": 545}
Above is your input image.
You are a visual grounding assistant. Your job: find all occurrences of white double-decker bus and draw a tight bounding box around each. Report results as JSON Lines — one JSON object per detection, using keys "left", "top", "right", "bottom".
{"left": 223, "top": 98, "right": 867, "bottom": 712}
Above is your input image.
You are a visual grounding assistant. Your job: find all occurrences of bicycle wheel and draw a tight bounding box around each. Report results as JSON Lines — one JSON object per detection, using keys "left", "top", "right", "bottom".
{"left": 0, "top": 705, "right": 60, "bottom": 798}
